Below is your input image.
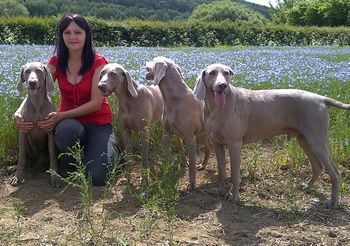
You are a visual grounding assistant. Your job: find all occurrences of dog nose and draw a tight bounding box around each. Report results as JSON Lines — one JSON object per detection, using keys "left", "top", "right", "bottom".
{"left": 28, "top": 80, "right": 36, "bottom": 87}
{"left": 218, "top": 82, "right": 227, "bottom": 91}
{"left": 98, "top": 83, "right": 106, "bottom": 91}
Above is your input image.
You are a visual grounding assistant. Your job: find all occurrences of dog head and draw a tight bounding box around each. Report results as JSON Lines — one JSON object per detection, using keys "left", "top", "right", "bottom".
{"left": 17, "top": 62, "right": 55, "bottom": 95}
{"left": 194, "top": 64, "right": 234, "bottom": 108}
{"left": 145, "top": 56, "right": 183, "bottom": 85}
{"left": 98, "top": 63, "right": 138, "bottom": 97}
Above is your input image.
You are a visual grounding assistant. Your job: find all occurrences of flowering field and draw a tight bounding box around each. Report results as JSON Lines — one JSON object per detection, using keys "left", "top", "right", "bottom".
{"left": 1, "top": 44, "right": 350, "bottom": 163}
{"left": 0, "top": 45, "right": 350, "bottom": 245}
{"left": 1, "top": 45, "right": 350, "bottom": 91}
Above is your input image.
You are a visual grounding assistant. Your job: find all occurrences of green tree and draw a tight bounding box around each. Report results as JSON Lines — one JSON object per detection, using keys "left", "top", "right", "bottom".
{"left": 0, "top": 0, "right": 29, "bottom": 16}
{"left": 189, "top": 0, "right": 268, "bottom": 24}
{"left": 24, "top": 0, "right": 57, "bottom": 16}
{"left": 272, "top": 0, "right": 350, "bottom": 26}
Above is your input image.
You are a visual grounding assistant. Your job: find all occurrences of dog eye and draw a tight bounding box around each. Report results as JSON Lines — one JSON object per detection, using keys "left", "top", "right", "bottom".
{"left": 209, "top": 70, "right": 217, "bottom": 76}
{"left": 223, "top": 71, "right": 229, "bottom": 76}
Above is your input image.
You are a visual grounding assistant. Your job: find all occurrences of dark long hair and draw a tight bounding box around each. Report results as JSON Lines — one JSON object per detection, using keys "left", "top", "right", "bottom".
{"left": 54, "top": 13, "right": 95, "bottom": 75}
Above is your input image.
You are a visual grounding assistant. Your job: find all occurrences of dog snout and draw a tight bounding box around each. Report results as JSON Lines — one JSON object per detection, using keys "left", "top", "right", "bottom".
{"left": 145, "top": 69, "right": 154, "bottom": 80}
{"left": 98, "top": 83, "right": 107, "bottom": 92}
{"left": 28, "top": 80, "right": 37, "bottom": 88}
{"left": 217, "top": 82, "right": 227, "bottom": 91}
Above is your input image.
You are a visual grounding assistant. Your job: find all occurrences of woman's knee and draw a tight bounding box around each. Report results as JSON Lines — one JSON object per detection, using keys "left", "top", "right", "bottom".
{"left": 54, "top": 119, "right": 85, "bottom": 152}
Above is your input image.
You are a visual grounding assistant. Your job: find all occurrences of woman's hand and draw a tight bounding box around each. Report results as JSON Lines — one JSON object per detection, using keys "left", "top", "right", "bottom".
{"left": 37, "top": 112, "right": 61, "bottom": 132}
{"left": 14, "top": 112, "right": 34, "bottom": 133}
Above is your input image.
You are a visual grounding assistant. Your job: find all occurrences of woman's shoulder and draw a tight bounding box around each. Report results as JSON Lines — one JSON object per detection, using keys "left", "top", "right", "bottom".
{"left": 94, "top": 52, "right": 108, "bottom": 64}
{"left": 48, "top": 54, "right": 58, "bottom": 66}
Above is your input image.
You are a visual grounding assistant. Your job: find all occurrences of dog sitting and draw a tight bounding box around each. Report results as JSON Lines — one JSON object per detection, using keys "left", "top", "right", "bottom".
{"left": 11, "top": 62, "right": 59, "bottom": 187}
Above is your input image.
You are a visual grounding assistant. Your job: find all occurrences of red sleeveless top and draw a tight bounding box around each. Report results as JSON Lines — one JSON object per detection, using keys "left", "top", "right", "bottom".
{"left": 48, "top": 53, "right": 112, "bottom": 125}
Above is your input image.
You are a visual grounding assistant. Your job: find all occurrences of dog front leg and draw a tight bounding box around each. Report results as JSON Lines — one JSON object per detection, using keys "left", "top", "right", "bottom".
{"left": 184, "top": 136, "right": 196, "bottom": 190}
{"left": 48, "top": 132, "right": 60, "bottom": 187}
{"left": 227, "top": 142, "right": 242, "bottom": 202}
{"left": 213, "top": 141, "right": 226, "bottom": 194}
{"left": 140, "top": 126, "right": 150, "bottom": 168}
{"left": 161, "top": 128, "right": 172, "bottom": 154}
{"left": 122, "top": 127, "right": 133, "bottom": 182}
{"left": 11, "top": 132, "right": 27, "bottom": 186}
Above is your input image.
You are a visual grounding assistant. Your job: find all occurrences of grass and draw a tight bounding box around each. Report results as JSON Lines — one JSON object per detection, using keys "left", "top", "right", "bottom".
{"left": 0, "top": 46, "right": 349, "bottom": 244}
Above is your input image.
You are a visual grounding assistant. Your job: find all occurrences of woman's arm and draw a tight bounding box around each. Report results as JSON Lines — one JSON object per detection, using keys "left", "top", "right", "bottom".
{"left": 38, "top": 64, "right": 105, "bottom": 131}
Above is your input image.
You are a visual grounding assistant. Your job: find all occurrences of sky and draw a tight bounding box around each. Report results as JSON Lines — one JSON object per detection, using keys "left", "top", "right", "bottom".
{"left": 245, "top": 0, "right": 279, "bottom": 7}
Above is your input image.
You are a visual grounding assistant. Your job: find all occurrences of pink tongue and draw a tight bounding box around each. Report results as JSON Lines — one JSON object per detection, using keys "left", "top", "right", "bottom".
{"left": 29, "top": 89, "right": 37, "bottom": 96}
{"left": 214, "top": 91, "right": 225, "bottom": 107}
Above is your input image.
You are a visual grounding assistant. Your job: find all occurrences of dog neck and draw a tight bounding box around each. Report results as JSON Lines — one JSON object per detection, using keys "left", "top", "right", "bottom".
{"left": 116, "top": 79, "right": 139, "bottom": 112}
{"left": 159, "top": 66, "right": 192, "bottom": 103}
{"left": 28, "top": 90, "right": 50, "bottom": 112}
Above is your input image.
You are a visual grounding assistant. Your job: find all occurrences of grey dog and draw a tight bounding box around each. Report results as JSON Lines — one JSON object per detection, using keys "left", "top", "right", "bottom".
{"left": 11, "top": 62, "right": 59, "bottom": 187}
{"left": 194, "top": 63, "right": 349, "bottom": 208}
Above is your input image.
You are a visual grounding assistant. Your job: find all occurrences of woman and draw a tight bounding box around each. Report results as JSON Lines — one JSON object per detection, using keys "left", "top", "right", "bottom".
{"left": 15, "top": 13, "right": 119, "bottom": 186}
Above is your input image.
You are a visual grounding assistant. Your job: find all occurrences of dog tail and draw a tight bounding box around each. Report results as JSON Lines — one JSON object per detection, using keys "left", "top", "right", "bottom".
{"left": 325, "top": 97, "right": 350, "bottom": 110}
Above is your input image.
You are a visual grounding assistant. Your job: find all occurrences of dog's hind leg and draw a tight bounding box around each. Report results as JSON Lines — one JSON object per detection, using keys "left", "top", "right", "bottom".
{"left": 303, "top": 133, "right": 341, "bottom": 208}
{"left": 197, "top": 134, "right": 211, "bottom": 171}
{"left": 184, "top": 135, "right": 196, "bottom": 190}
{"left": 296, "top": 134, "right": 324, "bottom": 190}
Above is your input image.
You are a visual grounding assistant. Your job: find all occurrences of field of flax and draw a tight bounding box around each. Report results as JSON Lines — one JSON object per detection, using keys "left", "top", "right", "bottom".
{"left": 0, "top": 44, "right": 349, "bottom": 245}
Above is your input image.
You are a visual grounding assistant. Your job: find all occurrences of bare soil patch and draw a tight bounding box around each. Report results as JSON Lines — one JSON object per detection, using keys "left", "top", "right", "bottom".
{"left": 0, "top": 147, "right": 349, "bottom": 245}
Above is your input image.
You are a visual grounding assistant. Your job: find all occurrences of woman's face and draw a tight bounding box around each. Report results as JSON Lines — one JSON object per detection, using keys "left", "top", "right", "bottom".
{"left": 62, "top": 21, "right": 86, "bottom": 52}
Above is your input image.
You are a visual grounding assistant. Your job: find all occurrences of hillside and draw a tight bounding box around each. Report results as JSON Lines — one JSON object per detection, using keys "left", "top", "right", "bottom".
{"left": 19, "top": 0, "right": 271, "bottom": 20}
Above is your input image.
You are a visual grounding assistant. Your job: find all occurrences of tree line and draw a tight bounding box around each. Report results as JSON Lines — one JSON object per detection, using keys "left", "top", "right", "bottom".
{"left": 0, "top": 0, "right": 270, "bottom": 22}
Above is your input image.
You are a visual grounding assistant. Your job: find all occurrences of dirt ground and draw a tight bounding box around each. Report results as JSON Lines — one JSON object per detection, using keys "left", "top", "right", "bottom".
{"left": 0, "top": 147, "right": 349, "bottom": 245}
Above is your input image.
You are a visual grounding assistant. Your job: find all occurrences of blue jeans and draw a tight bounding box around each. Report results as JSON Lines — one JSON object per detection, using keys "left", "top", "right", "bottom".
{"left": 54, "top": 118, "right": 119, "bottom": 186}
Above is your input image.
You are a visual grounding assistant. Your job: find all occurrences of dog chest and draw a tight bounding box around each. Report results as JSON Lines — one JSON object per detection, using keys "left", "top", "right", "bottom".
{"left": 27, "top": 128, "right": 49, "bottom": 154}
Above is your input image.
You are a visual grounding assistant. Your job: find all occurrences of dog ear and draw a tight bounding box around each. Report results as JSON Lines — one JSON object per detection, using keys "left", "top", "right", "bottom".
{"left": 153, "top": 61, "right": 167, "bottom": 85}
{"left": 17, "top": 65, "right": 26, "bottom": 92}
{"left": 194, "top": 70, "right": 206, "bottom": 100}
{"left": 44, "top": 65, "right": 55, "bottom": 92}
{"left": 124, "top": 70, "right": 138, "bottom": 97}
{"left": 228, "top": 66, "right": 235, "bottom": 76}
{"left": 174, "top": 63, "right": 183, "bottom": 79}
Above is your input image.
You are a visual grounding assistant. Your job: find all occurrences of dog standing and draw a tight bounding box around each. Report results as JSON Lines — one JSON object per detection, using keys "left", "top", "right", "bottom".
{"left": 145, "top": 56, "right": 212, "bottom": 190}
{"left": 194, "top": 63, "right": 348, "bottom": 208}
{"left": 11, "top": 62, "right": 59, "bottom": 187}
{"left": 98, "top": 63, "right": 163, "bottom": 168}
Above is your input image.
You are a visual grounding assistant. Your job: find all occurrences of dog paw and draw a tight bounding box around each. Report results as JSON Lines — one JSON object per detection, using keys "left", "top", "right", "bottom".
{"left": 9, "top": 176, "right": 24, "bottom": 186}
{"left": 224, "top": 191, "right": 240, "bottom": 203}
{"left": 325, "top": 200, "right": 338, "bottom": 209}
{"left": 186, "top": 183, "right": 196, "bottom": 192}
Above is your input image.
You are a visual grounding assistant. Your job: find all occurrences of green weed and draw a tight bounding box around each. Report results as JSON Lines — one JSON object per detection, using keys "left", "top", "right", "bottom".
{"left": 48, "top": 141, "right": 127, "bottom": 245}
